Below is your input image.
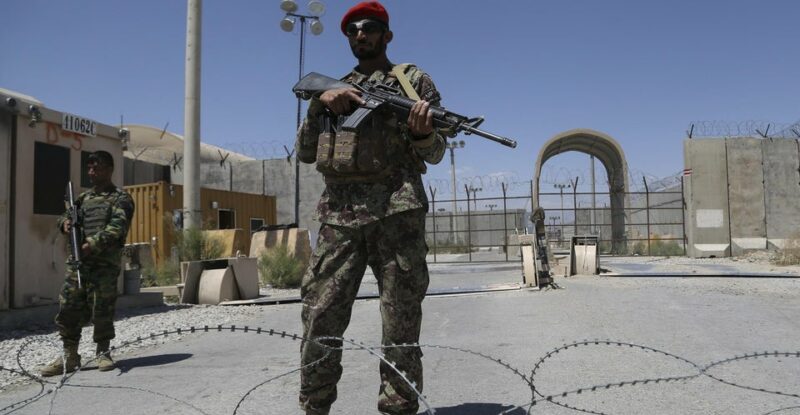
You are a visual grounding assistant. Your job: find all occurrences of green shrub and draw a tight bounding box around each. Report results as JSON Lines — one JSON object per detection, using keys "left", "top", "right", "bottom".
{"left": 257, "top": 245, "right": 305, "bottom": 288}
{"left": 140, "top": 222, "right": 225, "bottom": 288}
{"left": 628, "top": 235, "right": 684, "bottom": 256}
{"left": 631, "top": 241, "right": 647, "bottom": 255}
{"left": 650, "top": 238, "right": 684, "bottom": 256}
{"left": 140, "top": 261, "right": 181, "bottom": 287}
{"left": 174, "top": 227, "right": 225, "bottom": 261}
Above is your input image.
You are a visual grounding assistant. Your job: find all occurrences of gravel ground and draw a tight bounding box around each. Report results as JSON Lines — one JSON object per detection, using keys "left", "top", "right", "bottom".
{"left": 1, "top": 253, "right": 798, "bottom": 396}
{"left": 0, "top": 303, "right": 268, "bottom": 393}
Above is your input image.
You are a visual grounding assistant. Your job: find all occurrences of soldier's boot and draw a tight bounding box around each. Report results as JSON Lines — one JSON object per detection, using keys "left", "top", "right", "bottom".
{"left": 96, "top": 341, "right": 115, "bottom": 372}
{"left": 40, "top": 345, "right": 80, "bottom": 377}
{"left": 377, "top": 395, "right": 418, "bottom": 415}
{"left": 301, "top": 402, "right": 330, "bottom": 415}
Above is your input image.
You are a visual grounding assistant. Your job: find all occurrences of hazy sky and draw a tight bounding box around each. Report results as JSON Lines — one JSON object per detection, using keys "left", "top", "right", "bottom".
{"left": 2, "top": 0, "right": 798, "bottom": 203}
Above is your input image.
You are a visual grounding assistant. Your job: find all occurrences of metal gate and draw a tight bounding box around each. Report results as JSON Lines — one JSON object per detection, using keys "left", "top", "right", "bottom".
{"left": 425, "top": 178, "right": 686, "bottom": 263}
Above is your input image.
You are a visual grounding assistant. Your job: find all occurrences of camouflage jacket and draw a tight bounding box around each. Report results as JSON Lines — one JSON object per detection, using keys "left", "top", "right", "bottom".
{"left": 295, "top": 64, "right": 447, "bottom": 228}
{"left": 58, "top": 184, "right": 135, "bottom": 269}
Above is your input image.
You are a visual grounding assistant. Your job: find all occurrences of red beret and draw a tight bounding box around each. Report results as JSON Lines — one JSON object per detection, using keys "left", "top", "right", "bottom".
{"left": 340, "top": 1, "right": 389, "bottom": 35}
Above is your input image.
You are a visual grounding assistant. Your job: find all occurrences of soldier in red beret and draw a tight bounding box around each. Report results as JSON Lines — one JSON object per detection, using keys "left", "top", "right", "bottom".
{"left": 295, "top": 1, "right": 448, "bottom": 414}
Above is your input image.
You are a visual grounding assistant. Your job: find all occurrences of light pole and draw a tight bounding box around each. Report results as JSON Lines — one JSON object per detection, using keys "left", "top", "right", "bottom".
{"left": 468, "top": 185, "right": 482, "bottom": 210}
{"left": 280, "top": 0, "right": 325, "bottom": 226}
{"left": 447, "top": 140, "right": 465, "bottom": 243}
{"left": 554, "top": 182, "right": 571, "bottom": 233}
{"left": 486, "top": 203, "right": 497, "bottom": 249}
{"left": 549, "top": 215, "right": 561, "bottom": 246}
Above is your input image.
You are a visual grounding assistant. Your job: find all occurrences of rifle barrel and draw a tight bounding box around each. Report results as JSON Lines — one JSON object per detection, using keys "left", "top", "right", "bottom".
{"left": 461, "top": 125, "right": 518, "bottom": 148}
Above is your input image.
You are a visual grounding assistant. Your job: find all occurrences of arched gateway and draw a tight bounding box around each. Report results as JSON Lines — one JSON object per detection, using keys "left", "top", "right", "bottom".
{"left": 532, "top": 129, "right": 630, "bottom": 253}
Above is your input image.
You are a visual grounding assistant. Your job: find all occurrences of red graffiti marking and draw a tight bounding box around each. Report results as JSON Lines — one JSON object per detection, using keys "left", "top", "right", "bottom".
{"left": 44, "top": 122, "right": 83, "bottom": 151}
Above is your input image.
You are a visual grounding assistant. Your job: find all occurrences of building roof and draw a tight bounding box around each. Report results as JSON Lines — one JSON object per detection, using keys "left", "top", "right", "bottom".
{"left": 0, "top": 87, "right": 44, "bottom": 106}
{"left": 124, "top": 124, "right": 254, "bottom": 166}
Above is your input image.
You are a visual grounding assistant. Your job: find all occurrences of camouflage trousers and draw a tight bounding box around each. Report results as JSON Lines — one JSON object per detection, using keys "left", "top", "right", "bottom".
{"left": 55, "top": 266, "right": 119, "bottom": 348}
{"left": 300, "top": 208, "right": 430, "bottom": 414}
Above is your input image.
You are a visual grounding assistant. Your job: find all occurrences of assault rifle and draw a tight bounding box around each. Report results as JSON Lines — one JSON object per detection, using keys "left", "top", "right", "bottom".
{"left": 292, "top": 72, "right": 517, "bottom": 149}
{"left": 65, "top": 181, "right": 83, "bottom": 288}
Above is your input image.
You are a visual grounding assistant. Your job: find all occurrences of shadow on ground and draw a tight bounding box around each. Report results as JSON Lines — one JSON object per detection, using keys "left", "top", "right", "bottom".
{"left": 425, "top": 403, "right": 528, "bottom": 414}
{"left": 116, "top": 353, "right": 193, "bottom": 374}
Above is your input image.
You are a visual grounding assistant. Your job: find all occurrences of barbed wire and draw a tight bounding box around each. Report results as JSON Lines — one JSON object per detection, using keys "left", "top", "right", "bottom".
{"left": 1, "top": 325, "right": 798, "bottom": 415}
{"left": 687, "top": 120, "right": 800, "bottom": 139}
{"left": 218, "top": 141, "right": 292, "bottom": 160}
{"left": 425, "top": 166, "right": 683, "bottom": 199}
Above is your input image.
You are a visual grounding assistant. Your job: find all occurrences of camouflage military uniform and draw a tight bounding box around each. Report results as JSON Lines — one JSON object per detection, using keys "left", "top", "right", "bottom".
{"left": 55, "top": 184, "right": 134, "bottom": 349}
{"left": 296, "top": 64, "right": 446, "bottom": 414}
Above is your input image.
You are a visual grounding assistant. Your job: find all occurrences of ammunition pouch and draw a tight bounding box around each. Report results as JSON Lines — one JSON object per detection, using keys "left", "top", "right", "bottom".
{"left": 315, "top": 119, "right": 389, "bottom": 180}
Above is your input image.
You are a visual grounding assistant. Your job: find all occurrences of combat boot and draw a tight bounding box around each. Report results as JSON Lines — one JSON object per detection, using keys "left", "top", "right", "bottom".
{"left": 40, "top": 346, "right": 80, "bottom": 377}
{"left": 96, "top": 341, "right": 115, "bottom": 372}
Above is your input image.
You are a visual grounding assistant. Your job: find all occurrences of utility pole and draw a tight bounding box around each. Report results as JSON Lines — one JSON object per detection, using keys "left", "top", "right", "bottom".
{"left": 183, "top": 0, "right": 202, "bottom": 229}
{"left": 448, "top": 140, "right": 465, "bottom": 243}
{"left": 591, "top": 155, "right": 596, "bottom": 234}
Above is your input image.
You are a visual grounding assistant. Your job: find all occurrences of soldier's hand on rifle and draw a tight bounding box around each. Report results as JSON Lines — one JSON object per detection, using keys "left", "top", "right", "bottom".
{"left": 63, "top": 219, "right": 72, "bottom": 234}
{"left": 408, "top": 100, "right": 434, "bottom": 137}
{"left": 81, "top": 242, "right": 91, "bottom": 257}
{"left": 319, "top": 87, "right": 364, "bottom": 115}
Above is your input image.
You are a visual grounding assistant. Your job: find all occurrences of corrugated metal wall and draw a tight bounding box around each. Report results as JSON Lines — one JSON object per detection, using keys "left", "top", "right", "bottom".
{"left": 125, "top": 181, "right": 277, "bottom": 266}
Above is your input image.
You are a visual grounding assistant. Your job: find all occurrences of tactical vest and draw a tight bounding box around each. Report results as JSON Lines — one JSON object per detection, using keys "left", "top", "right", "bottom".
{"left": 80, "top": 188, "right": 129, "bottom": 246}
{"left": 315, "top": 64, "right": 426, "bottom": 183}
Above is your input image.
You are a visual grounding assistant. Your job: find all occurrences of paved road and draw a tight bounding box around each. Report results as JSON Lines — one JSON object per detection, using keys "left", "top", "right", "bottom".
{"left": 2, "top": 265, "right": 799, "bottom": 414}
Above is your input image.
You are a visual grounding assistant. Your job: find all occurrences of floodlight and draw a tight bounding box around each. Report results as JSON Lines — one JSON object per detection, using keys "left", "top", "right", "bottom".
{"left": 309, "top": 19, "right": 323, "bottom": 35}
{"left": 280, "top": 0, "right": 298, "bottom": 13}
{"left": 280, "top": 16, "right": 296, "bottom": 32}
{"left": 308, "top": 0, "right": 325, "bottom": 16}
{"left": 458, "top": 140, "right": 465, "bottom": 148}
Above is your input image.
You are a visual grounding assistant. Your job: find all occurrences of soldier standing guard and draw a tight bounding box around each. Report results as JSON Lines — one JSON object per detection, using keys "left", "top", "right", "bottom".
{"left": 40, "top": 150, "right": 135, "bottom": 377}
{"left": 295, "top": 2, "right": 448, "bottom": 414}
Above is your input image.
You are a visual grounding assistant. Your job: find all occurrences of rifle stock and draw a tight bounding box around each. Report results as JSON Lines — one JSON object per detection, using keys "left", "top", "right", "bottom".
{"left": 293, "top": 72, "right": 517, "bottom": 149}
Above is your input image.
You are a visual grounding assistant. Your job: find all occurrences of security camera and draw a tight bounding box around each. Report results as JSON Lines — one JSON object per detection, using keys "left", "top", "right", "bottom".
{"left": 5, "top": 97, "right": 17, "bottom": 108}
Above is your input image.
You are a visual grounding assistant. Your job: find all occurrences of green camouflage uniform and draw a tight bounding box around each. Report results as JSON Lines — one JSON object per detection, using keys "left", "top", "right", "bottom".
{"left": 296, "top": 64, "right": 446, "bottom": 414}
{"left": 55, "top": 184, "right": 135, "bottom": 348}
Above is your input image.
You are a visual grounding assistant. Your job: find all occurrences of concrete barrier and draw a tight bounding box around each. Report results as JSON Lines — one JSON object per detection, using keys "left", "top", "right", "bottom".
{"left": 204, "top": 229, "right": 248, "bottom": 257}
{"left": 198, "top": 268, "right": 239, "bottom": 305}
{"left": 684, "top": 139, "right": 731, "bottom": 257}
{"left": 180, "top": 258, "right": 260, "bottom": 305}
{"left": 763, "top": 139, "right": 800, "bottom": 249}
{"left": 726, "top": 138, "right": 767, "bottom": 254}
{"left": 250, "top": 228, "right": 312, "bottom": 270}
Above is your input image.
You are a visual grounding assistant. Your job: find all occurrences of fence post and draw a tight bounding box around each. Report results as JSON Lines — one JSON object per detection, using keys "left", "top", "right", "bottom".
{"left": 643, "top": 176, "right": 651, "bottom": 256}
{"left": 681, "top": 175, "right": 687, "bottom": 256}
{"left": 464, "top": 184, "right": 472, "bottom": 262}
{"left": 429, "top": 186, "right": 437, "bottom": 263}
{"left": 572, "top": 176, "right": 579, "bottom": 236}
{"left": 502, "top": 182, "right": 509, "bottom": 261}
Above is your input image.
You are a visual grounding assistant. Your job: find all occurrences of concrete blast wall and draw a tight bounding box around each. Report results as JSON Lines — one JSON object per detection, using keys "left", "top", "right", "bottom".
{"left": 684, "top": 139, "right": 731, "bottom": 257}
{"left": 763, "top": 139, "right": 800, "bottom": 248}
{"left": 684, "top": 138, "right": 800, "bottom": 257}
{"left": 726, "top": 138, "right": 766, "bottom": 254}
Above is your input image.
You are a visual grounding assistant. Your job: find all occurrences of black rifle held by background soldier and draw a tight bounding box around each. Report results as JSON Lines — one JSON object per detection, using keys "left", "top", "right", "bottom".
{"left": 293, "top": 72, "right": 518, "bottom": 149}
{"left": 65, "top": 181, "right": 83, "bottom": 288}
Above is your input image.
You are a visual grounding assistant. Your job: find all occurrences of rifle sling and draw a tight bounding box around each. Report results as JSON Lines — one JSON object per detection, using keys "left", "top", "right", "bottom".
{"left": 391, "top": 64, "right": 420, "bottom": 101}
